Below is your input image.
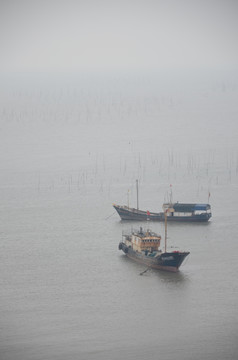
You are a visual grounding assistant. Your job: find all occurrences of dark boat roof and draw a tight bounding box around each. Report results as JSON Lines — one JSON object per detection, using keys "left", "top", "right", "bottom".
{"left": 170, "top": 203, "right": 211, "bottom": 212}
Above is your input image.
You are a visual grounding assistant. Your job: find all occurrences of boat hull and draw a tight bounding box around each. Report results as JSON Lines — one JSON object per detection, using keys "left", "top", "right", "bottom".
{"left": 119, "top": 242, "right": 189, "bottom": 272}
{"left": 114, "top": 205, "right": 211, "bottom": 222}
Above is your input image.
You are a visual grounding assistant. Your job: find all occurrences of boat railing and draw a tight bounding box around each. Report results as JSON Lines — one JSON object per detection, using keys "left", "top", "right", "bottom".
{"left": 122, "top": 228, "right": 160, "bottom": 237}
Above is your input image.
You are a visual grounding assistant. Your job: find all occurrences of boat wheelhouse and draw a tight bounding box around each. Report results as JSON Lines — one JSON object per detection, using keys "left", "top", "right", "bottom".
{"left": 119, "top": 223, "right": 190, "bottom": 272}
{"left": 162, "top": 202, "right": 212, "bottom": 219}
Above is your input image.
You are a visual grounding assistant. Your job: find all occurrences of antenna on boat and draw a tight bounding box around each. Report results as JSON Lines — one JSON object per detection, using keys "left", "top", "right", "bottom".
{"left": 136, "top": 179, "right": 139, "bottom": 210}
{"left": 127, "top": 189, "right": 130, "bottom": 208}
{"left": 208, "top": 191, "right": 211, "bottom": 204}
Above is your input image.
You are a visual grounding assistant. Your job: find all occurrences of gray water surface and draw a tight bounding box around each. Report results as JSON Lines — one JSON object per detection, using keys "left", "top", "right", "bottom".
{"left": 1, "top": 73, "right": 238, "bottom": 360}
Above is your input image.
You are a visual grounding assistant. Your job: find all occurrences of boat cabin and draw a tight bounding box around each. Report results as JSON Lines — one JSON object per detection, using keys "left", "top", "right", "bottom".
{"left": 123, "top": 227, "right": 161, "bottom": 253}
{"left": 162, "top": 202, "right": 211, "bottom": 217}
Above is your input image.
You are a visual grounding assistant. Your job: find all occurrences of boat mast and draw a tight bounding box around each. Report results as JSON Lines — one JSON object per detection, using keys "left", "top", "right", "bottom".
{"left": 136, "top": 179, "right": 139, "bottom": 210}
{"left": 164, "top": 210, "right": 167, "bottom": 253}
{"left": 169, "top": 184, "right": 173, "bottom": 204}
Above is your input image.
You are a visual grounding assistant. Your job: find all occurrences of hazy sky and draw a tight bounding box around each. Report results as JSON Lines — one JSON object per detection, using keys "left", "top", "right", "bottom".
{"left": 0, "top": 0, "right": 238, "bottom": 74}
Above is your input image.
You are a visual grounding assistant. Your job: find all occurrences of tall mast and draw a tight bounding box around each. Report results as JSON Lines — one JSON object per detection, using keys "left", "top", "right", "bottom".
{"left": 164, "top": 210, "right": 167, "bottom": 253}
{"left": 136, "top": 179, "right": 139, "bottom": 210}
{"left": 169, "top": 184, "right": 173, "bottom": 204}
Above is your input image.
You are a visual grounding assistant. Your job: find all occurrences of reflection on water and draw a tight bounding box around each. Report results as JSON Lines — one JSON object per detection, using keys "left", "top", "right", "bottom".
{"left": 152, "top": 268, "right": 189, "bottom": 284}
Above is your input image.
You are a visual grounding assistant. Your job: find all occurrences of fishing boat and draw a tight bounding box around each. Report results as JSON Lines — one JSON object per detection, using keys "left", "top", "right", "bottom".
{"left": 113, "top": 180, "right": 212, "bottom": 222}
{"left": 118, "top": 212, "right": 190, "bottom": 272}
{"left": 113, "top": 202, "right": 211, "bottom": 222}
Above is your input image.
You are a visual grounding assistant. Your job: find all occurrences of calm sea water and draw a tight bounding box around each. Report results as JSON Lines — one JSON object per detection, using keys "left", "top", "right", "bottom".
{"left": 0, "top": 72, "right": 238, "bottom": 360}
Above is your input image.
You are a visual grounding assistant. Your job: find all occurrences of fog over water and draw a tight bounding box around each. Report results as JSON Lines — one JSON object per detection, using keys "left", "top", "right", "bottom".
{"left": 0, "top": 1, "right": 238, "bottom": 360}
